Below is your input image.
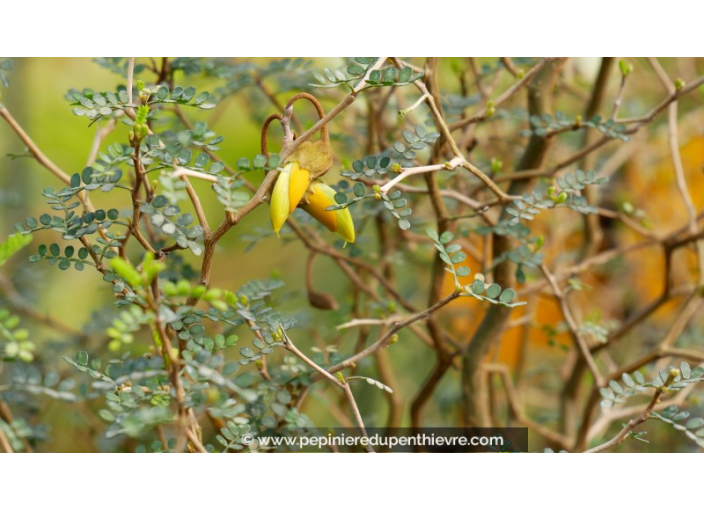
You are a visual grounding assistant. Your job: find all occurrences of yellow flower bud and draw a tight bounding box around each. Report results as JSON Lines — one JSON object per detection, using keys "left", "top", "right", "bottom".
{"left": 270, "top": 161, "right": 310, "bottom": 236}
{"left": 270, "top": 162, "right": 355, "bottom": 244}
{"left": 301, "top": 181, "right": 355, "bottom": 244}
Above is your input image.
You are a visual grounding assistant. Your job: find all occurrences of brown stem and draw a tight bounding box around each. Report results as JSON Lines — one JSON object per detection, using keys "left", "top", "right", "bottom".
{"left": 285, "top": 92, "right": 329, "bottom": 146}
{"left": 585, "top": 385, "right": 666, "bottom": 453}
{"left": 462, "top": 58, "right": 565, "bottom": 427}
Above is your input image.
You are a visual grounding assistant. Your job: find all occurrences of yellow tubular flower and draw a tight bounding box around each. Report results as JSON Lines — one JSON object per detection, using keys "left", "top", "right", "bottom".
{"left": 270, "top": 162, "right": 310, "bottom": 236}
{"left": 302, "top": 181, "right": 355, "bottom": 244}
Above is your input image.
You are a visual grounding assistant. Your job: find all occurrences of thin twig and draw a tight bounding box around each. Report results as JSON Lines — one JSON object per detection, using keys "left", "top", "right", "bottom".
{"left": 449, "top": 58, "right": 555, "bottom": 131}
{"left": 282, "top": 330, "right": 374, "bottom": 452}
{"left": 541, "top": 264, "right": 604, "bottom": 386}
{"left": 585, "top": 371, "right": 677, "bottom": 453}
{"left": 0, "top": 424, "right": 13, "bottom": 453}
{"left": 325, "top": 291, "right": 460, "bottom": 375}
{"left": 379, "top": 157, "right": 463, "bottom": 194}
